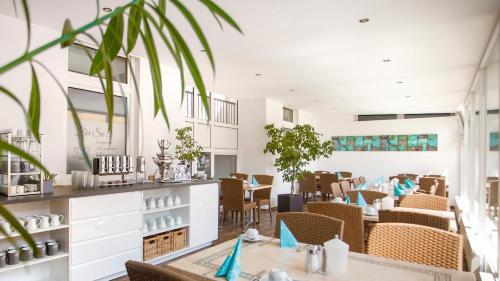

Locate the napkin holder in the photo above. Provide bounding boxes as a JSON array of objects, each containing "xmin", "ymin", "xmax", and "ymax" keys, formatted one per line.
[
  {"xmin": 382, "ymin": 196, "xmax": 394, "ymax": 209},
  {"xmin": 323, "ymin": 235, "xmax": 348, "ymax": 274}
]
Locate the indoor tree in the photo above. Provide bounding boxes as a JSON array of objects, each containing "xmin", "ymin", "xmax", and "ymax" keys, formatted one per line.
[
  {"xmin": 0, "ymin": 0, "xmax": 241, "ymax": 250},
  {"xmin": 175, "ymin": 126, "xmax": 203, "ymax": 168},
  {"xmin": 263, "ymin": 124, "xmax": 334, "ymax": 194}
]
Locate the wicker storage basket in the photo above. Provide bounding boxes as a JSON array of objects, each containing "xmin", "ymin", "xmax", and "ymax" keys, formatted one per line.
[
  {"xmin": 158, "ymin": 232, "xmax": 173, "ymax": 255},
  {"xmin": 143, "ymin": 235, "xmax": 159, "ymax": 261},
  {"xmin": 173, "ymin": 228, "xmax": 187, "ymax": 251}
]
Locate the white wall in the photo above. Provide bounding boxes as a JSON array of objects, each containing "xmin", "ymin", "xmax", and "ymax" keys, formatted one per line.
[
  {"xmin": 0, "ymin": 14, "xmax": 185, "ymax": 184},
  {"xmin": 316, "ymin": 115, "xmax": 462, "ymax": 201}
]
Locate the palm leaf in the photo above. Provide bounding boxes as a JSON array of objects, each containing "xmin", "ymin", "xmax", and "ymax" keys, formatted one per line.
[
  {"xmin": 90, "ymin": 12, "xmax": 125, "ymax": 75},
  {"xmin": 127, "ymin": 1, "xmax": 144, "ymax": 54},
  {"xmin": 28, "ymin": 64, "xmax": 41, "ymax": 142},
  {"xmin": 60, "ymin": 19, "xmax": 76, "ymax": 48},
  {"xmin": 140, "ymin": 19, "xmax": 170, "ymax": 127},
  {"xmin": 20, "ymin": 0, "xmax": 31, "ymax": 52},
  {"xmin": 170, "ymin": 0, "xmax": 215, "ymax": 72},
  {"xmin": 158, "ymin": 0, "xmax": 166, "ymax": 29},
  {"xmin": 198, "ymin": 0, "xmax": 242, "ymax": 33}
]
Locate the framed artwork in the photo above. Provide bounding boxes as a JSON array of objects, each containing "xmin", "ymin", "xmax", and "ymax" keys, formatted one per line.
[{"xmin": 332, "ymin": 134, "xmax": 438, "ymax": 152}]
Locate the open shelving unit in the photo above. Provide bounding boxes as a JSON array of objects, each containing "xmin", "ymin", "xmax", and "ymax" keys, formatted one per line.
[
  {"xmin": 142, "ymin": 204, "xmax": 190, "ymax": 215},
  {"xmin": 0, "ymin": 252, "xmax": 69, "ymax": 273}
]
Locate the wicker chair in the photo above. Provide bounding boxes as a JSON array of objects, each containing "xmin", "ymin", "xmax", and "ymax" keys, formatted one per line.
[
  {"xmin": 299, "ymin": 173, "xmax": 317, "ymax": 201},
  {"xmin": 331, "ymin": 182, "xmax": 344, "ymax": 199},
  {"xmin": 399, "ymin": 194, "xmax": 449, "ymax": 211},
  {"xmin": 319, "ymin": 173, "xmax": 338, "ymax": 200},
  {"xmin": 220, "ymin": 178, "xmax": 258, "ymax": 229},
  {"xmin": 367, "ymin": 223, "xmax": 463, "ymax": 270},
  {"xmin": 252, "ymin": 175, "xmax": 274, "ymax": 222},
  {"xmin": 346, "ymin": 190, "xmax": 387, "ymax": 205},
  {"xmin": 378, "ymin": 209, "xmax": 449, "ymax": 231},
  {"xmin": 399, "ymin": 173, "xmax": 418, "ymax": 181},
  {"xmin": 126, "ymin": 260, "xmax": 201, "ymax": 281},
  {"xmin": 418, "ymin": 177, "xmax": 438, "ymax": 194},
  {"xmin": 274, "ymin": 212, "xmax": 344, "ymax": 245},
  {"xmin": 434, "ymin": 178, "xmax": 447, "ymax": 197},
  {"xmin": 340, "ymin": 180, "xmax": 351, "ymax": 194},
  {"xmin": 230, "ymin": 172, "xmax": 248, "ymax": 180},
  {"xmin": 308, "ymin": 202, "xmax": 364, "ymax": 253},
  {"xmin": 339, "ymin": 171, "xmax": 352, "ymax": 178},
  {"xmin": 352, "ymin": 177, "xmax": 360, "ymax": 189}
]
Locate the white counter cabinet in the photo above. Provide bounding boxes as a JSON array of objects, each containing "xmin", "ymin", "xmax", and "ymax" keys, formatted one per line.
[{"xmin": 0, "ymin": 181, "xmax": 220, "ymax": 281}]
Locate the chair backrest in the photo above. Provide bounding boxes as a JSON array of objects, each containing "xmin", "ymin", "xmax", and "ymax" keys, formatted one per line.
[
  {"xmin": 339, "ymin": 171, "xmax": 352, "ymax": 178},
  {"xmin": 428, "ymin": 174, "xmax": 445, "ymax": 180},
  {"xmin": 359, "ymin": 176, "xmax": 367, "ymax": 184},
  {"xmin": 308, "ymin": 202, "xmax": 364, "ymax": 253},
  {"xmin": 367, "ymin": 223, "xmax": 463, "ymax": 270},
  {"xmin": 314, "ymin": 170, "xmax": 327, "ymax": 175},
  {"xmin": 340, "ymin": 180, "xmax": 351, "ymax": 194},
  {"xmin": 320, "ymin": 173, "xmax": 338, "ymax": 194},
  {"xmin": 230, "ymin": 172, "xmax": 248, "ymax": 180},
  {"xmin": 399, "ymin": 194, "xmax": 449, "ymax": 211},
  {"xmin": 298, "ymin": 173, "xmax": 317, "ymax": 193},
  {"xmin": 220, "ymin": 178, "xmax": 244, "ymax": 211},
  {"xmin": 378, "ymin": 210, "xmax": 449, "ymax": 231},
  {"xmin": 396, "ymin": 176, "xmax": 407, "ymax": 184},
  {"xmin": 346, "ymin": 190, "xmax": 387, "ymax": 205},
  {"xmin": 418, "ymin": 177, "xmax": 436, "ymax": 193},
  {"xmin": 434, "ymin": 178, "xmax": 447, "ymax": 197},
  {"xmin": 126, "ymin": 260, "xmax": 197, "ymax": 281},
  {"xmin": 274, "ymin": 212, "xmax": 344, "ymax": 245},
  {"xmin": 399, "ymin": 173, "xmax": 418, "ymax": 181},
  {"xmin": 252, "ymin": 175, "xmax": 274, "ymax": 199},
  {"xmin": 331, "ymin": 183, "xmax": 343, "ymax": 198},
  {"xmin": 489, "ymin": 180, "xmax": 498, "ymax": 207},
  {"xmin": 352, "ymin": 177, "xmax": 360, "ymax": 188}
]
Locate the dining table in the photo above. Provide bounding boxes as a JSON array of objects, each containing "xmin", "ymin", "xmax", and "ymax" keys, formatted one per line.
[
  {"xmin": 362, "ymin": 207, "xmax": 458, "ymax": 232},
  {"xmin": 243, "ymin": 183, "xmax": 272, "ymax": 226},
  {"xmin": 167, "ymin": 236, "xmax": 474, "ymax": 281}
]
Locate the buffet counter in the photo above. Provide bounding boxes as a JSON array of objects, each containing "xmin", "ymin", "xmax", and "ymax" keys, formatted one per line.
[{"xmin": 0, "ymin": 180, "xmax": 220, "ymax": 281}]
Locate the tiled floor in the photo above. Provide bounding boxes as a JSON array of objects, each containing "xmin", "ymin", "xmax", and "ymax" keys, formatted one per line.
[{"xmin": 112, "ymin": 208, "xmax": 278, "ymax": 281}]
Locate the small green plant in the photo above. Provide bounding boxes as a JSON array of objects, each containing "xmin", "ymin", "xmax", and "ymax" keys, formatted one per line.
[
  {"xmin": 44, "ymin": 173, "xmax": 57, "ymax": 181},
  {"xmin": 264, "ymin": 124, "xmax": 333, "ymax": 194},
  {"xmin": 175, "ymin": 127, "xmax": 203, "ymax": 163}
]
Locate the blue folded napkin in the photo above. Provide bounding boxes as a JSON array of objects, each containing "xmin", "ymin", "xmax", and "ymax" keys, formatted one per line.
[
  {"xmin": 216, "ymin": 238, "xmax": 242, "ymax": 281},
  {"xmin": 280, "ymin": 220, "xmax": 298, "ymax": 248},
  {"xmin": 393, "ymin": 183, "xmax": 406, "ymax": 196},
  {"xmin": 404, "ymin": 178, "xmax": 415, "ymax": 189},
  {"xmin": 358, "ymin": 183, "xmax": 368, "ymax": 190},
  {"xmin": 251, "ymin": 176, "xmax": 259, "ymax": 186},
  {"xmin": 357, "ymin": 191, "xmax": 367, "ymax": 207},
  {"xmin": 345, "ymin": 195, "xmax": 351, "ymax": 204}
]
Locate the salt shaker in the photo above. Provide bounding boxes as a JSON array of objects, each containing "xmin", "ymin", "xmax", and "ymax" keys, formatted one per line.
[{"xmin": 305, "ymin": 245, "xmax": 321, "ymax": 273}]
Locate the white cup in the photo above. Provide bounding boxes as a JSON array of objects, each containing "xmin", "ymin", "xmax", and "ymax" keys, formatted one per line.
[
  {"xmin": 156, "ymin": 197, "xmax": 165, "ymax": 208},
  {"xmin": 0, "ymin": 220, "xmax": 14, "ymax": 234},
  {"xmin": 143, "ymin": 222, "xmax": 149, "ymax": 232},
  {"xmin": 166, "ymin": 196, "xmax": 174, "ymax": 207},
  {"xmin": 366, "ymin": 206, "xmax": 377, "ymax": 216},
  {"xmin": 174, "ymin": 195, "xmax": 181, "ymax": 206},
  {"xmin": 16, "ymin": 129, "xmax": 25, "ymax": 137},
  {"xmin": 24, "ymin": 217, "xmax": 41, "ymax": 232},
  {"xmin": 16, "ymin": 185, "xmax": 25, "ymax": 194},
  {"xmin": 176, "ymin": 216, "xmax": 183, "ymax": 225},
  {"xmin": 158, "ymin": 218, "xmax": 167, "ymax": 229},
  {"xmin": 245, "ymin": 228, "xmax": 259, "ymax": 240},
  {"xmin": 49, "ymin": 214, "xmax": 64, "ymax": 227},
  {"xmin": 149, "ymin": 219, "xmax": 158, "ymax": 231},
  {"xmin": 333, "ymin": 197, "xmax": 343, "ymax": 203},
  {"xmin": 146, "ymin": 198, "xmax": 156, "ymax": 209},
  {"xmin": 168, "ymin": 216, "xmax": 175, "ymax": 227},
  {"xmin": 38, "ymin": 215, "xmax": 51, "ymax": 228}
]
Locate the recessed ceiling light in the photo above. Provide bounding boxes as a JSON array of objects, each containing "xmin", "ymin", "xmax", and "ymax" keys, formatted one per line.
[
  {"xmin": 405, "ymin": 95, "xmax": 411, "ymax": 98},
  {"xmin": 255, "ymin": 73, "xmax": 262, "ymax": 77},
  {"xmin": 359, "ymin": 18, "xmax": 370, "ymax": 23},
  {"xmin": 382, "ymin": 59, "xmax": 391, "ymax": 62},
  {"xmin": 396, "ymin": 81, "xmax": 403, "ymax": 84},
  {"xmin": 103, "ymin": 7, "xmax": 112, "ymax": 12},
  {"xmin": 289, "ymin": 89, "xmax": 295, "ymax": 92},
  {"xmin": 331, "ymin": 108, "xmax": 335, "ymax": 111}
]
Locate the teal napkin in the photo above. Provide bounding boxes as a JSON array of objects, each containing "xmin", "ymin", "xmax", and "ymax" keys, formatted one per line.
[
  {"xmin": 345, "ymin": 195, "xmax": 351, "ymax": 204},
  {"xmin": 216, "ymin": 238, "xmax": 242, "ymax": 281},
  {"xmin": 393, "ymin": 183, "xmax": 406, "ymax": 196},
  {"xmin": 358, "ymin": 183, "xmax": 368, "ymax": 190},
  {"xmin": 357, "ymin": 191, "xmax": 367, "ymax": 207},
  {"xmin": 404, "ymin": 178, "xmax": 415, "ymax": 189},
  {"xmin": 251, "ymin": 176, "xmax": 259, "ymax": 186},
  {"xmin": 280, "ymin": 220, "xmax": 298, "ymax": 248}
]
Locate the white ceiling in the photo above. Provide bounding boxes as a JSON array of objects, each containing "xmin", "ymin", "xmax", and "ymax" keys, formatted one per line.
[{"xmin": 1, "ymin": 0, "xmax": 499, "ymax": 115}]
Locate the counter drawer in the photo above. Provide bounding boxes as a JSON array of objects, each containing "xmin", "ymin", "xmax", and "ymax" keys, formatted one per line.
[
  {"xmin": 71, "ymin": 211, "xmax": 141, "ymax": 243},
  {"xmin": 70, "ymin": 191, "xmax": 142, "ymax": 221},
  {"xmin": 71, "ymin": 248, "xmax": 141, "ymax": 281},
  {"xmin": 71, "ymin": 230, "xmax": 142, "ymax": 266}
]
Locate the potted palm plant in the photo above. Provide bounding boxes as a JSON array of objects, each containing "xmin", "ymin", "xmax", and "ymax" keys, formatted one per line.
[
  {"xmin": 264, "ymin": 124, "xmax": 333, "ymax": 212},
  {"xmin": 175, "ymin": 127, "xmax": 203, "ymax": 175}
]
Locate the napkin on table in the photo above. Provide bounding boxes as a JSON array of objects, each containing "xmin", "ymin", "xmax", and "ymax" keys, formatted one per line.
[
  {"xmin": 404, "ymin": 178, "xmax": 415, "ymax": 189},
  {"xmin": 393, "ymin": 183, "xmax": 406, "ymax": 196},
  {"xmin": 280, "ymin": 220, "xmax": 298, "ymax": 248},
  {"xmin": 345, "ymin": 195, "xmax": 351, "ymax": 204},
  {"xmin": 251, "ymin": 176, "xmax": 259, "ymax": 186},
  {"xmin": 357, "ymin": 191, "xmax": 367, "ymax": 207},
  {"xmin": 216, "ymin": 238, "xmax": 242, "ymax": 281}
]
